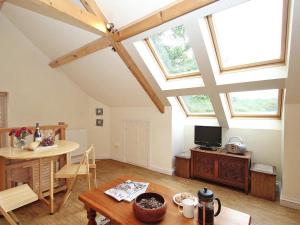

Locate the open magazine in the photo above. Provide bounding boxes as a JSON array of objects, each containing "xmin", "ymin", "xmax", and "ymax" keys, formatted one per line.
[{"xmin": 105, "ymin": 180, "xmax": 149, "ymax": 202}]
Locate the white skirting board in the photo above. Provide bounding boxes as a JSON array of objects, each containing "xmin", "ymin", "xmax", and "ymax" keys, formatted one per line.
[
  {"xmin": 110, "ymin": 155, "xmax": 174, "ymax": 176},
  {"xmin": 149, "ymin": 165, "xmax": 174, "ymax": 176},
  {"xmin": 280, "ymin": 194, "xmax": 300, "ymax": 210}
]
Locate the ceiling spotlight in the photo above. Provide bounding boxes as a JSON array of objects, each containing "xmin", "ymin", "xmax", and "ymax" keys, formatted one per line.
[{"xmin": 106, "ymin": 23, "xmax": 115, "ymax": 32}]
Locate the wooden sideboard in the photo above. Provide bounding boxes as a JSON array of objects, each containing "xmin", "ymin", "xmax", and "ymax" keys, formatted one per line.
[{"xmin": 191, "ymin": 148, "xmax": 252, "ymax": 193}]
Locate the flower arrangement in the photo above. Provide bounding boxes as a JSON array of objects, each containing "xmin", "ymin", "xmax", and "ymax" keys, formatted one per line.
[{"xmin": 9, "ymin": 127, "xmax": 33, "ymax": 148}]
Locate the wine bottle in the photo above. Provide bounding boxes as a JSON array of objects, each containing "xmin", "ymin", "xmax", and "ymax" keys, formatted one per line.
[{"xmin": 34, "ymin": 123, "xmax": 42, "ymax": 142}]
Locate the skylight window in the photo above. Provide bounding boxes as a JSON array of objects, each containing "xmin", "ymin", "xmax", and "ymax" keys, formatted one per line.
[
  {"xmin": 146, "ymin": 25, "xmax": 200, "ymax": 80},
  {"xmin": 208, "ymin": 0, "xmax": 288, "ymax": 71},
  {"xmin": 227, "ymin": 89, "xmax": 282, "ymax": 117},
  {"xmin": 178, "ymin": 95, "xmax": 215, "ymax": 116}
]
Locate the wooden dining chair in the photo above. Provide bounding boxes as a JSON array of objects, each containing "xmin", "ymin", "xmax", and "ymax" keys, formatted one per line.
[
  {"xmin": 0, "ymin": 184, "xmax": 38, "ymax": 225},
  {"xmin": 55, "ymin": 145, "xmax": 97, "ymax": 211}
]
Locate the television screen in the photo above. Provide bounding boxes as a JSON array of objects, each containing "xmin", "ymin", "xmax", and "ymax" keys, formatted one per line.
[{"xmin": 194, "ymin": 126, "xmax": 222, "ymax": 147}]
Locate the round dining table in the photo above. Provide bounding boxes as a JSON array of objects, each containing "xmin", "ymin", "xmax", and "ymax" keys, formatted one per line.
[{"xmin": 0, "ymin": 140, "xmax": 79, "ymax": 214}]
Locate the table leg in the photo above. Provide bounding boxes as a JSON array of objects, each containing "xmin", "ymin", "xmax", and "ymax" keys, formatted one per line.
[
  {"xmin": 39, "ymin": 159, "xmax": 42, "ymax": 199},
  {"xmin": 86, "ymin": 206, "xmax": 97, "ymax": 225},
  {"xmin": 0, "ymin": 157, "xmax": 5, "ymax": 191},
  {"xmin": 0, "ymin": 157, "xmax": 4, "ymax": 217},
  {"xmin": 66, "ymin": 153, "xmax": 71, "ymax": 165},
  {"xmin": 245, "ymin": 159, "xmax": 249, "ymax": 194},
  {"xmin": 49, "ymin": 159, "xmax": 54, "ymax": 214}
]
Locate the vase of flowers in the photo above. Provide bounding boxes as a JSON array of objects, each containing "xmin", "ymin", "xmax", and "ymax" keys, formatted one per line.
[{"xmin": 9, "ymin": 127, "xmax": 33, "ymax": 149}]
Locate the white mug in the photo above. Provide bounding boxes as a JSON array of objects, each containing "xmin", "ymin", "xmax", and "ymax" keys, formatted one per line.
[{"xmin": 178, "ymin": 198, "xmax": 194, "ymax": 219}]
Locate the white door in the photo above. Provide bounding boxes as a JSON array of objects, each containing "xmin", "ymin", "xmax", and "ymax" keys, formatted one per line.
[{"xmin": 124, "ymin": 120, "xmax": 149, "ymax": 168}]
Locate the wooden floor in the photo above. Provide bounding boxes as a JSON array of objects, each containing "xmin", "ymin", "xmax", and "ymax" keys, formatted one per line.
[{"xmin": 1, "ymin": 159, "xmax": 300, "ymax": 225}]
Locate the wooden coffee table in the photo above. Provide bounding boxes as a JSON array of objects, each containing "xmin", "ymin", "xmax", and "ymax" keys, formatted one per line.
[{"xmin": 79, "ymin": 176, "xmax": 251, "ymax": 225}]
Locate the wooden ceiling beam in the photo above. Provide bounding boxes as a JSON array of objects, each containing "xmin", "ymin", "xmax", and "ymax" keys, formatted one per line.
[
  {"xmin": 80, "ymin": 0, "xmax": 108, "ymax": 23},
  {"xmin": 47, "ymin": 0, "xmax": 217, "ymax": 68},
  {"xmin": 112, "ymin": 41, "xmax": 165, "ymax": 113},
  {"xmin": 48, "ymin": 0, "xmax": 165, "ymax": 113},
  {"xmin": 113, "ymin": 0, "xmax": 216, "ymax": 42},
  {"xmin": 81, "ymin": 0, "xmax": 165, "ymax": 113},
  {"xmin": 49, "ymin": 0, "xmax": 111, "ymax": 68},
  {"xmin": 49, "ymin": 37, "xmax": 111, "ymax": 68},
  {"xmin": 85, "ymin": 0, "xmax": 165, "ymax": 113},
  {"xmin": 7, "ymin": 0, "xmax": 107, "ymax": 35}
]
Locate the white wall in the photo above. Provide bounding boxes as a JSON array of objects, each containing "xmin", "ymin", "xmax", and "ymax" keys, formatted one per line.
[
  {"xmin": 184, "ymin": 125, "xmax": 282, "ymax": 179},
  {"xmin": 281, "ymin": 104, "xmax": 300, "ymax": 209},
  {"xmin": 87, "ymin": 97, "xmax": 111, "ymax": 159},
  {"xmin": 0, "ymin": 13, "xmax": 110, "ymax": 158},
  {"xmin": 110, "ymin": 106, "xmax": 173, "ymax": 174},
  {"xmin": 0, "ymin": 12, "xmax": 88, "ymax": 129},
  {"xmin": 2, "ymin": 3, "xmax": 157, "ymax": 109},
  {"xmin": 280, "ymin": 0, "xmax": 300, "ymax": 209},
  {"xmin": 168, "ymin": 98, "xmax": 185, "ymax": 167}
]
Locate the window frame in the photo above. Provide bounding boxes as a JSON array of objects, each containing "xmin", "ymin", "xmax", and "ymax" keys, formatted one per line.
[
  {"xmin": 145, "ymin": 38, "xmax": 201, "ymax": 80},
  {"xmin": 177, "ymin": 96, "xmax": 216, "ymax": 117},
  {"xmin": 207, "ymin": 0, "xmax": 289, "ymax": 72},
  {"xmin": 226, "ymin": 89, "xmax": 283, "ymax": 118}
]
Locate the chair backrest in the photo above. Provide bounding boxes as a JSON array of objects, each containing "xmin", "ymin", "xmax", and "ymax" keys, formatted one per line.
[
  {"xmin": 83, "ymin": 144, "xmax": 95, "ymax": 168},
  {"xmin": 74, "ymin": 145, "xmax": 95, "ymax": 176}
]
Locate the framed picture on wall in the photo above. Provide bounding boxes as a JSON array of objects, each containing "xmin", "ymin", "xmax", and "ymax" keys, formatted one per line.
[
  {"xmin": 96, "ymin": 108, "xmax": 103, "ymax": 116},
  {"xmin": 96, "ymin": 119, "xmax": 103, "ymax": 127}
]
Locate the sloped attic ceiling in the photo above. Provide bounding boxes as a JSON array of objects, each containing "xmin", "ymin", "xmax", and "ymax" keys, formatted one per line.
[
  {"xmin": 95, "ymin": 0, "xmax": 176, "ymax": 28},
  {"xmin": 1, "ymin": 1, "xmax": 175, "ymax": 107},
  {"xmin": 2, "ymin": 0, "xmax": 300, "ymax": 129}
]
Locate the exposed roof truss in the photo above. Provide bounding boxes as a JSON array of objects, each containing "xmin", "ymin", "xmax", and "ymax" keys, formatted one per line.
[
  {"xmin": 3, "ymin": 0, "xmax": 220, "ymax": 113},
  {"xmin": 6, "ymin": 0, "xmax": 107, "ymax": 35},
  {"xmin": 2, "ymin": 0, "xmax": 289, "ymax": 128}
]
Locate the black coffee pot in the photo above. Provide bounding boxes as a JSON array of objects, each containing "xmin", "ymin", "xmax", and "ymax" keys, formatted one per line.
[{"xmin": 197, "ymin": 188, "xmax": 221, "ymax": 225}]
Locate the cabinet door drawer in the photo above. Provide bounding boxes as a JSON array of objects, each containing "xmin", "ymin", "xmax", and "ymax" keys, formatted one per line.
[
  {"xmin": 193, "ymin": 153, "xmax": 215, "ymax": 179},
  {"xmin": 218, "ymin": 158, "xmax": 245, "ymax": 184},
  {"xmin": 175, "ymin": 157, "xmax": 190, "ymax": 178}
]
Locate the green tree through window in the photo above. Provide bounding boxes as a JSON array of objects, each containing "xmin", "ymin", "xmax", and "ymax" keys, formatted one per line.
[
  {"xmin": 229, "ymin": 89, "xmax": 279, "ymax": 115},
  {"xmin": 149, "ymin": 25, "xmax": 199, "ymax": 76},
  {"xmin": 181, "ymin": 95, "xmax": 215, "ymax": 114}
]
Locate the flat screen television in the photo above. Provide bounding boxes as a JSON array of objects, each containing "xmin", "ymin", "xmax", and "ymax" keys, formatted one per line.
[{"xmin": 194, "ymin": 126, "xmax": 222, "ymax": 149}]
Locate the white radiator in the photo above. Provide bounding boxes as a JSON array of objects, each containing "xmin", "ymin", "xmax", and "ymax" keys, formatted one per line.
[{"xmin": 66, "ymin": 129, "xmax": 87, "ymax": 163}]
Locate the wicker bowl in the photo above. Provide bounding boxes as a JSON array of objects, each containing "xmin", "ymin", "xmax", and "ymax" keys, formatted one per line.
[{"xmin": 133, "ymin": 192, "xmax": 167, "ymax": 223}]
